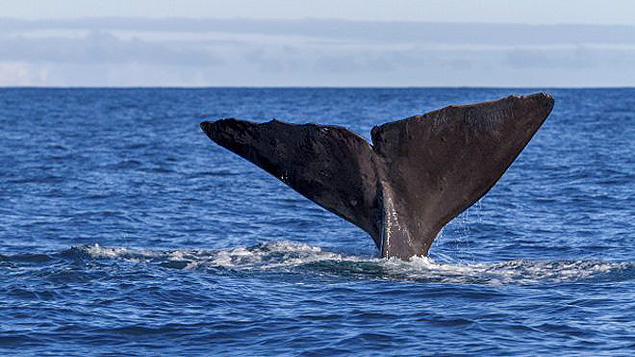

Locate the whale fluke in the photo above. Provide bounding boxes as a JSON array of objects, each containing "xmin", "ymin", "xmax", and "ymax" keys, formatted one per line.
[{"xmin": 201, "ymin": 93, "xmax": 554, "ymax": 259}]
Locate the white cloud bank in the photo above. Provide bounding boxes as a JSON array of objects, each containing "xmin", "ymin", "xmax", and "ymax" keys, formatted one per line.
[{"xmin": 1, "ymin": 18, "xmax": 634, "ymax": 87}]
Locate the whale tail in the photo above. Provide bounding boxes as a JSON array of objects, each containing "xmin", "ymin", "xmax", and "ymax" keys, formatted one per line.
[{"xmin": 201, "ymin": 93, "xmax": 554, "ymax": 259}]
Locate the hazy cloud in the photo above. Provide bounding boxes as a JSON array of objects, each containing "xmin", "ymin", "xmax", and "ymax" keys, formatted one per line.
[
  {"xmin": 3, "ymin": 18, "xmax": 635, "ymax": 45},
  {"xmin": 0, "ymin": 31, "xmax": 220, "ymax": 66},
  {"xmin": 0, "ymin": 17, "xmax": 634, "ymax": 86}
]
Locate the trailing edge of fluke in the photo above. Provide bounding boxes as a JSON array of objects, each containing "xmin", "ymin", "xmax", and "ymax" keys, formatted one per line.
[{"xmin": 200, "ymin": 93, "xmax": 555, "ymax": 260}]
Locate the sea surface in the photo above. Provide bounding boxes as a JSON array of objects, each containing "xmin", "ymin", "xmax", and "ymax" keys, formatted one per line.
[{"xmin": 0, "ymin": 88, "xmax": 633, "ymax": 356}]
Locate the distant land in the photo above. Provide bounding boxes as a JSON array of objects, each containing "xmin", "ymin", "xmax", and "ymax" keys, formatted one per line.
[{"xmin": 1, "ymin": 17, "xmax": 634, "ymax": 87}]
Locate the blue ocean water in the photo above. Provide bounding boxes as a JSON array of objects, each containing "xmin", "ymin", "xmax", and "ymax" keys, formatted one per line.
[{"xmin": 0, "ymin": 88, "xmax": 633, "ymax": 356}]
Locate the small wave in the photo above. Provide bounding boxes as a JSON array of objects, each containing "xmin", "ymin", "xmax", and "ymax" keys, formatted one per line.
[
  {"xmin": 0, "ymin": 253, "xmax": 53, "ymax": 264},
  {"xmin": 65, "ymin": 244, "xmax": 166, "ymax": 263},
  {"xmin": 61, "ymin": 242, "xmax": 634, "ymax": 285}
]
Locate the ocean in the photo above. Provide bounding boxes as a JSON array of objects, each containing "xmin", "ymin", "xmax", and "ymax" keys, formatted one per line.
[{"xmin": 0, "ymin": 88, "xmax": 633, "ymax": 355}]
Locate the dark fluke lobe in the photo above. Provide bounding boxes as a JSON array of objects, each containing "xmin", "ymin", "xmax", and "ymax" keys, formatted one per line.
[{"xmin": 201, "ymin": 93, "xmax": 555, "ymax": 259}]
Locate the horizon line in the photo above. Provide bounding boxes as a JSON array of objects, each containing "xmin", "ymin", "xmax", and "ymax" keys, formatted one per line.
[{"xmin": 2, "ymin": 85, "xmax": 633, "ymax": 90}]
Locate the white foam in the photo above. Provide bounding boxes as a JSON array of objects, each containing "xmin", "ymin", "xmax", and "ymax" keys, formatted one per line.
[
  {"xmin": 75, "ymin": 242, "xmax": 630, "ymax": 284},
  {"xmin": 380, "ymin": 257, "xmax": 628, "ymax": 284},
  {"xmin": 83, "ymin": 244, "xmax": 150, "ymax": 262},
  {"xmin": 208, "ymin": 241, "xmax": 348, "ymax": 269}
]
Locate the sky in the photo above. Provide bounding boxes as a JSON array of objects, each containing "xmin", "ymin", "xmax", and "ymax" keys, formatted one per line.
[{"xmin": 1, "ymin": 0, "xmax": 634, "ymax": 87}]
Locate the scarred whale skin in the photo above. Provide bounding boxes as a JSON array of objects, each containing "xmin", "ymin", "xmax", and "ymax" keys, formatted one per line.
[{"xmin": 201, "ymin": 93, "xmax": 555, "ymax": 260}]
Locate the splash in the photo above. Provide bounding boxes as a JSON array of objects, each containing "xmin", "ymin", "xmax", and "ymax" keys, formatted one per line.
[
  {"xmin": 70, "ymin": 241, "xmax": 349, "ymax": 270},
  {"xmin": 67, "ymin": 242, "xmax": 632, "ymax": 284},
  {"xmin": 381, "ymin": 257, "xmax": 630, "ymax": 284}
]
